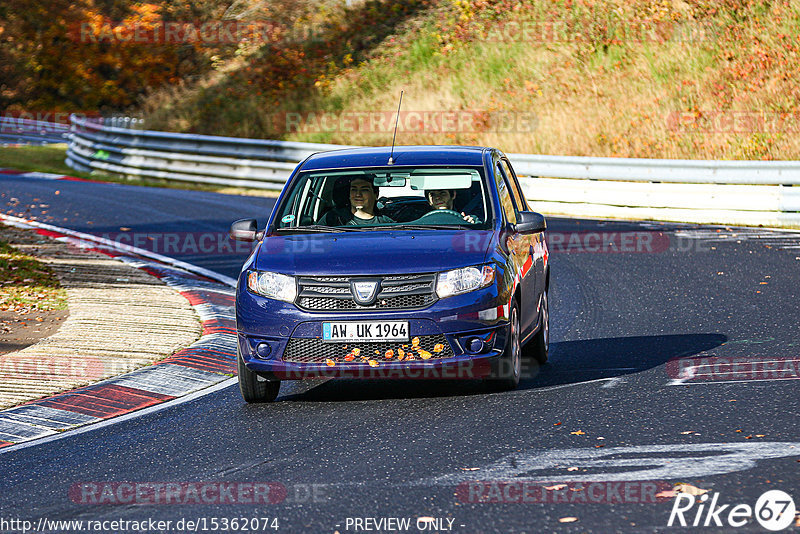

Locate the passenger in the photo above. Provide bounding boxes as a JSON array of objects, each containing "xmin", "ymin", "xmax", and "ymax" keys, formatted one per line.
[
  {"xmin": 425, "ymin": 189, "xmax": 479, "ymax": 223},
  {"xmin": 347, "ymin": 177, "xmax": 394, "ymax": 225},
  {"xmin": 318, "ymin": 177, "xmax": 393, "ymax": 226}
]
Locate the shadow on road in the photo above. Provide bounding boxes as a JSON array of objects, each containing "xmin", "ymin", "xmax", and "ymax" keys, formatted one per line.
[
  {"xmin": 275, "ymin": 333, "xmax": 727, "ymax": 402},
  {"xmin": 520, "ymin": 333, "xmax": 728, "ymax": 390}
]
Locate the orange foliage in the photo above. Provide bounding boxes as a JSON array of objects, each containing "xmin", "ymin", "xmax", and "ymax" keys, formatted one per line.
[{"xmin": 1, "ymin": 0, "xmax": 226, "ymax": 111}]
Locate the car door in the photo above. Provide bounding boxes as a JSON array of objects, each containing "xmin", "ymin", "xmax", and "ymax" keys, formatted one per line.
[
  {"xmin": 497, "ymin": 157, "xmax": 540, "ymax": 339},
  {"xmin": 492, "ymin": 157, "xmax": 529, "ymax": 331},
  {"xmin": 501, "ymin": 158, "xmax": 547, "ymax": 305}
]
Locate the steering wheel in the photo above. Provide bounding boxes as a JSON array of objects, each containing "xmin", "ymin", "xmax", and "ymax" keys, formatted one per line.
[{"xmin": 417, "ymin": 209, "xmax": 468, "ymax": 224}]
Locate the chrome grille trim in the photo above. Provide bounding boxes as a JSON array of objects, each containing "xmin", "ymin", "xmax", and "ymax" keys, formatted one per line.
[{"xmin": 296, "ymin": 273, "xmax": 437, "ymax": 311}]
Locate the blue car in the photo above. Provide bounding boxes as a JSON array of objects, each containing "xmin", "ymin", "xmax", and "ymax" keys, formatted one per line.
[{"xmin": 231, "ymin": 146, "xmax": 550, "ymax": 402}]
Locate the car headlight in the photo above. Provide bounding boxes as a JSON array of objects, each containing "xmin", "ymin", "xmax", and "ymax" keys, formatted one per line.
[
  {"xmin": 247, "ymin": 270, "xmax": 297, "ymax": 302},
  {"xmin": 436, "ymin": 265, "xmax": 495, "ymax": 298}
]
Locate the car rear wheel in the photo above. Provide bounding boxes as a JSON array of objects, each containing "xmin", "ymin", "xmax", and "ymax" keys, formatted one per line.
[
  {"xmin": 237, "ymin": 348, "xmax": 280, "ymax": 403},
  {"xmin": 486, "ymin": 301, "xmax": 521, "ymax": 391},
  {"xmin": 523, "ymin": 289, "xmax": 549, "ymax": 364}
]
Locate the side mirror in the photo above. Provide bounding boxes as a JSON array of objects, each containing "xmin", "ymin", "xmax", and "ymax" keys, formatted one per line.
[
  {"xmin": 514, "ymin": 211, "xmax": 546, "ymax": 234},
  {"xmin": 230, "ymin": 218, "xmax": 259, "ymax": 241}
]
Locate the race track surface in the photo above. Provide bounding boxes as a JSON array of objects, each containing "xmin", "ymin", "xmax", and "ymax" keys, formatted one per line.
[{"xmin": 1, "ymin": 173, "xmax": 799, "ymax": 533}]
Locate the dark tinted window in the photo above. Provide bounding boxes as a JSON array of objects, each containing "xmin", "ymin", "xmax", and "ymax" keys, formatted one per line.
[
  {"xmin": 273, "ymin": 166, "xmax": 491, "ymax": 231},
  {"xmin": 493, "ymin": 162, "xmax": 517, "ymax": 225},
  {"xmin": 500, "ymin": 159, "xmax": 529, "ymax": 211}
]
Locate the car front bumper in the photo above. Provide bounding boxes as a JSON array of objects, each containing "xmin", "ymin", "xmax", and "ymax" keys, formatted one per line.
[
  {"xmin": 241, "ymin": 348, "xmax": 503, "ymax": 380},
  {"xmin": 236, "ymin": 270, "xmax": 510, "ymax": 380},
  {"xmin": 236, "ymin": 282, "xmax": 513, "ymax": 380}
]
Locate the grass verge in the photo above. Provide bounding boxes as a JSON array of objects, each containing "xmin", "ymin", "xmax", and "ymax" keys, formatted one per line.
[
  {"xmin": 0, "ymin": 228, "xmax": 67, "ymax": 313},
  {"xmin": 139, "ymin": 0, "xmax": 800, "ymax": 160}
]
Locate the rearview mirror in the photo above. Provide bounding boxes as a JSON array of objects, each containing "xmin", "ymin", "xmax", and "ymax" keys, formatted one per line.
[
  {"xmin": 230, "ymin": 218, "xmax": 259, "ymax": 241},
  {"xmin": 409, "ymin": 174, "xmax": 473, "ymax": 190},
  {"xmin": 514, "ymin": 211, "xmax": 546, "ymax": 234},
  {"xmin": 372, "ymin": 173, "xmax": 408, "ymax": 187}
]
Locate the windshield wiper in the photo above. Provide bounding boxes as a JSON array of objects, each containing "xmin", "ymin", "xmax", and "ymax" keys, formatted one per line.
[
  {"xmin": 275, "ymin": 225, "xmax": 352, "ymax": 233},
  {"xmin": 381, "ymin": 224, "xmax": 472, "ymax": 231}
]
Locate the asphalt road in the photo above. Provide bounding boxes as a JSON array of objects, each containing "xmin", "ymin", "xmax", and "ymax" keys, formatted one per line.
[{"xmin": 1, "ymin": 173, "xmax": 799, "ymax": 533}]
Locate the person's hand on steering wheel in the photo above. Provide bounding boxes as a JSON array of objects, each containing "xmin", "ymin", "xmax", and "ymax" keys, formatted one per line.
[{"xmin": 460, "ymin": 212, "xmax": 477, "ymax": 223}]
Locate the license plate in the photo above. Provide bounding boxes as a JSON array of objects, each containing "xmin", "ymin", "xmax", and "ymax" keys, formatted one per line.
[{"xmin": 322, "ymin": 321, "xmax": 409, "ymax": 342}]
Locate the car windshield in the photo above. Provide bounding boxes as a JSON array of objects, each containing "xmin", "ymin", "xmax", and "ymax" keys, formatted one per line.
[{"xmin": 273, "ymin": 166, "xmax": 491, "ymax": 231}]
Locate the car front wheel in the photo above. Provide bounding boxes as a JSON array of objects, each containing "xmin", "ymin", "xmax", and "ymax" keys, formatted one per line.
[
  {"xmin": 486, "ymin": 301, "xmax": 521, "ymax": 391},
  {"xmin": 237, "ymin": 348, "xmax": 281, "ymax": 403}
]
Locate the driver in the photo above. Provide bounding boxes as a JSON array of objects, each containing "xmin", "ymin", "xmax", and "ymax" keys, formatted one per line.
[
  {"xmin": 425, "ymin": 189, "xmax": 479, "ymax": 224},
  {"xmin": 319, "ymin": 177, "xmax": 394, "ymax": 226}
]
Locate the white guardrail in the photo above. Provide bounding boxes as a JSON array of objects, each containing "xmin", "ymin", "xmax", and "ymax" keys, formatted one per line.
[{"xmin": 66, "ymin": 114, "xmax": 800, "ymax": 228}]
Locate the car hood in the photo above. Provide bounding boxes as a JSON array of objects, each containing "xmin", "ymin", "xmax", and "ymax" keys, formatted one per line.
[{"xmin": 254, "ymin": 229, "xmax": 495, "ymax": 276}]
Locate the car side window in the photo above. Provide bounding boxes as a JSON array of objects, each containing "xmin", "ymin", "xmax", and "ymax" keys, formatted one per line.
[
  {"xmin": 303, "ymin": 179, "xmax": 323, "ymax": 223},
  {"xmin": 494, "ymin": 162, "xmax": 517, "ymax": 225},
  {"xmin": 500, "ymin": 159, "xmax": 529, "ymax": 211}
]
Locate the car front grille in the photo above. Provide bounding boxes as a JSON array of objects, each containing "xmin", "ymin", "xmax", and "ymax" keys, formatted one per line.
[
  {"xmin": 282, "ymin": 334, "xmax": 453, "ymax": 363},
  {"xmin": 296, "ymin": 274, "xmax": 437, "ymax": 311}
]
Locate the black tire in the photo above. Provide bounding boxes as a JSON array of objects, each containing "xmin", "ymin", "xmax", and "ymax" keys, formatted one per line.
[
  {"xmin": 523, "ymin": 289, "xmax": 549, "ymax": 365},
  {"xmin": 486, "ymin": 301, "xmax": 522, "ymax": 391},
  {"xmin": 238, "ymin": 348, "xmax": 280, "ymax": 403}
]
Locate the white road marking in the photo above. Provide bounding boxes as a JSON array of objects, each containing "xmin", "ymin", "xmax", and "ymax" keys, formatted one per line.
[
  {"xmin": 0, "ymin": 213, "xmax": 237, "ymax": 287},
  {"xmin": 109, "ymin": 364, "xmax": 229, "ymax": 397},
  {"xmin": 668, "ymin": 377, "xmax": 800, "ymax": 386},
  {"xmin": 600, "ymin": 376, "xmax": 627, "ymax": 388},
  {"xmin": 0, "ymin": 421, "xmax": 58, "ymax": 442},
  {"xmin": 0, "ymin": 406, "xmax": 101, "ymax": 443},
  {"xmin": 690, "ymin": 358, "xmax": 800, "ymax": 368},
  {"xmin": 674, "ymin": 228, "xmax": 800, "ymax": 252},
  {"xmin": 185, "ymin": 333, "xmax": 237, "ymax": 354},
  {"xmin": 0, "ymin": 378, "xmax": 237, "ymax": 455},
  {"xmin": 17, "ymin": 172, "xmax": 68, "ymax": 180},
  {"xmin": 512, "ymin": 377, "xmax": 624, "ymax": 394},
  {"xmin": 0, "ymin": 405, "xmax": 99, "ymax": 429},
  {"xmin": 194, "ymin": 303, "xmax": 236, "ymax": 322},
  {"xmin": 667, "ymin": 357, "xmax": 800, "ymax": 386},
  {"xmin": 0, "ymin": 215, "xmax": 239, "ymax": 452},
  {"xmin": 419, "ymin": 442, "xmax": 800, "ymax": 484}
]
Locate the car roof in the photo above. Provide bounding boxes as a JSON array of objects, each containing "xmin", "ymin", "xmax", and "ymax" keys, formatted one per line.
[{"xmin": 299, "ymin": 145, "xmax": 491, "ymax": 171}]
